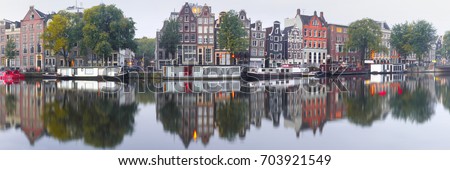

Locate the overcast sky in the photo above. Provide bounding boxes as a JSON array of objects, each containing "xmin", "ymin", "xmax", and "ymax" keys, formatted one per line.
[{"xmin": 1, "ymin": 0, "xmax": 448, "ymax": 38}]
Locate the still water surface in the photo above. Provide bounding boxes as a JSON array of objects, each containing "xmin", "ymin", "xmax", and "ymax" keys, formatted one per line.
[{"xmin": 1, "ymin": 74, "xmax": 450, "ymax": 150}]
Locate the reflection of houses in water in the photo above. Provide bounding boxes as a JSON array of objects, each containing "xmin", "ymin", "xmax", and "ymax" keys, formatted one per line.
[
  {"xmin": 0, "ymin": 81, "xmax": 45, "ymax": 145},
  {"xmin": 0, "ymin": 80, "xmax": 137, "ymax": 146},
  {"xmin": 300, "ymin": 82, "xmax": 327, "ymax": 135},
  {"xmin": 156, "ymin": 81, "xmax": 241, "ymax": 148}
]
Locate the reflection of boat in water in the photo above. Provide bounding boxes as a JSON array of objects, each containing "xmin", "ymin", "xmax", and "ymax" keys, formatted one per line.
[
  {"xmin": 366, "ymin": 74, "xmax": 406, "ymax": 84},
  {"xmin": 42, "ymin": 73, "xmax": 57, "ymax": 80},
  {"xmin": 57, "ymin": 80, "xmax": 125, "ymax": 92},
  {"xmin": 245, "ymin": 77, "xmax": 320, "ymax": 88},
  {"xmin": 159, "ymin": 80, "xmax": 241, "ymax": 93}
]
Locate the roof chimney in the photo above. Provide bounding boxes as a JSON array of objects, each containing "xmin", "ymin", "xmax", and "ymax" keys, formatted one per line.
[
  {"xmin": 297, "ymin": 9, "xmax": 301, "ymax": 16},
  {"xmin": 30, "ymin": 5, "xmax": 35, "ymax": 9},
  {"xmin": 320, "ymin": 12, "xmax": 324, "ymax": 18},
  {"xmin": 314, "ymin": 11, "xmax": 317, "ymax": 16}
]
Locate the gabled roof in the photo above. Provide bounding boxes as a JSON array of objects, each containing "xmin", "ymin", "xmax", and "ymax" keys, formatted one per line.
[
  {"xmin": 300, "ymin": 14, "xmax": 327, "ymax": 26},
  {"xmin": 35, "ymin": 9, "xmax": 47, "ymax": 19}
]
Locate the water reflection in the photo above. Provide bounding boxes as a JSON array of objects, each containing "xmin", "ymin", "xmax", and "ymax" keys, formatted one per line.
[
  {"xmin": 0, "ymin": 73, "xmax": 449, "ymax": 149},
  {"xmin": 0, "ymin": 80, "xmax": 138, "ymax": 148}
]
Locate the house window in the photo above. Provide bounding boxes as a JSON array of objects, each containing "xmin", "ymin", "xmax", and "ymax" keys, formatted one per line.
[
  {"xmin": 24, "ymin": 56, "xmax": 28, "ymax": 66},
  {"xmin": 23, "ymin": 43, "xmax": 27, "ymax": 53},
  {"xmin": 205, "ymin": 49, "xmax": 212, "ymax": 62},
  {"xmin": 190, "ymin": 34, "xmax": 196, "ymax": 42},
  {"xmin": 30, "ymin": 56, "xmax": 34, "ymax": 66},
  {"xmin": 252, "ymin": 40, "xmax": 257, "ymax": 47},
  {"xmin": 190, "ymin": 23, "xmax": 196, "ymax": 32},
  {"xmin": 198, "ymin": 35, "xmax": 203, "ymax": 44}
]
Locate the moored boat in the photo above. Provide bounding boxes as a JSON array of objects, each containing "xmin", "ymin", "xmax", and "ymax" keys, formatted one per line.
[
  {"xmin": 245, "ymin": 65, "xmax": 311, "ymax": 81},
  {"xmin": 57, "ymin": 66, "xmax": 129, "ymax": 82}
]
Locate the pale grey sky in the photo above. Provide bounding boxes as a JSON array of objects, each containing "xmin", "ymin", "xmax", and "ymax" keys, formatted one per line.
[{"xmin": 1, "ymin": 0, "xmax": 448, "ymax": 38}]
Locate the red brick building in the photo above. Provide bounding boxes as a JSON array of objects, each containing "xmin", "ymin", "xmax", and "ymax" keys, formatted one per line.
[
  {"xmin": 20, "ymin": 6, "xmax": 51, "ymax": 71},
  {"xmin": 301, "ymin": 11, "xmax": 328, "ymax": 67},
  {"xmin": 327, "ymin": 24, "xmax": 360, "ymax": 65}
]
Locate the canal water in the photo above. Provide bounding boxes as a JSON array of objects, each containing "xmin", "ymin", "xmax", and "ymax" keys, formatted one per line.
[{"xmin": 1, "ymin": 74, "xmax": 450, "ymax": 150}]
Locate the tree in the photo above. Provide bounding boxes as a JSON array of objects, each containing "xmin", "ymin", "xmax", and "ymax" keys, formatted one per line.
[
  {"xmin": 83, "ymin": 4, "xmax": 136, "ymax": 66},
  {"xmin": 5, "ymin": 38, "xmax": 16, "ymax": 68},
  {"xmin": 411, "ymin": 20, "xmax": 436, "ymax": 64},
  {"xmin": 391, "ymin": 22, "xmax": 413, "ymax": 59},
  {"xmin": 42, "ymin": 11, "xmax": 83, "ymax": 67},
  {"xmin": 160, "ymin": 19, "xmax": 180, "ymax": 64},
  {"xmin": 441, "ymin": 31, "xmax": 450, "ymax": 59},
  {"xmin": 217, "ymin": 10, "xmax": 248, "ymax": 65},
  {"xmin": 346, "ymin": 18, "xmax": 383, "ymax": 66},
  {"xmin": 135, "ymin": 37, "xmax": 156, "ymax": 66}
]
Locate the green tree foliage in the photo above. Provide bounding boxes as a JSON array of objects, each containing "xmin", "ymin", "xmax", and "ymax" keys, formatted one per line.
[
  {"xmin": 42, "ymin": 11, "xmax": 84, "ymax": 67},
  {"xmin": 346, "ymin": 18, "xmax": 382, "ymax": 65},
  {"xmin": 160, "ymin": 20, "xmax": 180, "ymax": 62},
  {"xmin": 441, "ymin": 31, "xmax": 450, "ymax": 58},
  {"xmin": 135, "ymin": 37, "xmax": 156, "ymax": 66},
  {"xmin": 411, "ymin": 20, "xmax": 436, "ymax": 63},
  {"xmin": 5, "ymin": 38, "xmax": 16, "ymax": 68},
  {"xmin": 217, "ymin": 10, "xmax": 248, "ymax": 65},
  {"xmin": 391, "ymin": 23, "xmax": 413, "ymax": 58},
  {"xmin": 82, "ymin": 4, "xmax": 136, "ymax": 65}
]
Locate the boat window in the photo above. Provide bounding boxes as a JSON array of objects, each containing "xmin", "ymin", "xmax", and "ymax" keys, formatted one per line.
[{"xmin": 262, "ymin": 69, "xmax": 265, "ymax": 72}]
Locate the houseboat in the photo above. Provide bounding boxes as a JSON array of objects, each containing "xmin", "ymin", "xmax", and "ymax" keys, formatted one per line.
[
  {"xmin": 57, "ymin": 80, "xmax": 124, "ymax": 93},
  {"xmin": 369, "ymin": 63, "xmax": 405, "ymax": 74},
  {"xmin": 161, "ymin": 65, "xmax": 241, "ymax": 80},
  {"xmin": 319, "ymin": 63, "xmax": 369, "ymax": 77},
  {"xmin": 245, "ymin": 64, "xmax": 311, "ymax": 81},
  {"xmin": 57, "ymin": 66, "xmax": 129, "ymax": 81}
]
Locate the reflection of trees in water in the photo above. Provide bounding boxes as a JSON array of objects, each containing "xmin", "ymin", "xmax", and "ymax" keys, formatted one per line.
[
  {"xmin": 159, "ymin": 100, "xmax": 181, "ymax": 134},
  {"xmin": 216, "ymin": 99, "xmax": 247, "ymax": 141},
  {"xmin": 390, "ymin": 85, "xmax": 435, "ymax": 124},
  {"xmin": 43, "ymin": 91, "xmax": 138, "ymax": 148},
  {"xmin": 437, "ymin": 79, "xmax": 450, "ymax": 112},
  {"xmin": 345, "ymin": 83, "xmax": 385, "ymax": 127},
  {"xmin": 5, "ymin": 94, "xmax": 16, "ymax": 116},
  {"xmin": 345, "ymin": 95, "xmax": 384, "ymax": 127}
]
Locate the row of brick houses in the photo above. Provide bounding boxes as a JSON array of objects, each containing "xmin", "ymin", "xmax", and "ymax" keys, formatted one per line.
[
  {"xmin": 155, "ymin": 3, "xmax": 401, "ymax": 70},
  {"xmin": 0, "ymin": 6, "xmax": 135, "ymax": 71}
]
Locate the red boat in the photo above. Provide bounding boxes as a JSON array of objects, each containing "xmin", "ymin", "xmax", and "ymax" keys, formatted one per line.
[
  {"xmin": 13, "ymin": 70, "xmax": 25, "ymax": 79},
  {"xmin": 0, "ymin": 70, "xmax": 14, "ymax": 80}
]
